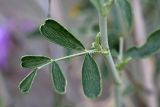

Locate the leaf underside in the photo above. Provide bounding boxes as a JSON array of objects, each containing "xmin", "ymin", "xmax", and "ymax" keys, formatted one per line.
[
  {"xmin": 19, "ymin": 69, "xmax": 37, "ymax": 93},
  {"xmin": 21, "ymin": 55, "xmax": 51, "ymax": 68},
  {"xmin": 40, "ymin": 19, "xmax": 85, "ymax": 51},
  {"xmin": 51, "ymin": 62, "xmax": 66, "ymax": 93},
  {"xmin": 82, "ymin": 54, "xmax": 102, "ymax": 98},
  {"xmin": 126, "ymin": 29, "xmax": 160, "ymax": 58}
]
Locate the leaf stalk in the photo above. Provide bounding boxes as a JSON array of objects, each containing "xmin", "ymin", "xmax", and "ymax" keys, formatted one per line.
[{"xmin": 37, "ymin": 49, "xmax": 108, "ymax": 69}]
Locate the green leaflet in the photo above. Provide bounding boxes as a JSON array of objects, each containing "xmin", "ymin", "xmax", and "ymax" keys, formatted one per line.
[
  {"xmin": 82, "ymin": 54, "xmax": 102, "ymax": 98},
  {"xmin": 126, "ymin": 29, "xmax": 160, "ymax": 58},
  {"xmin": 51, "ymin": 62, "xmax": 67, "ymax": 93},
  {"xmin": 21, "ymin": 55, "xmax": 51, "ymax": 68},
  {"xmin": 90, "ymin": 0, "xmax": 101, "ymax": 11},
  {"xmin": 115, "ymin": 0, "xmax": 133, "ymax": 31},
  {"xmin": 40, "ymin": 19, "xmax": 85, "ymax": 51},
  {"xmin": 19, "ymin": 69, "xmax": 37, "ymax": 93}
]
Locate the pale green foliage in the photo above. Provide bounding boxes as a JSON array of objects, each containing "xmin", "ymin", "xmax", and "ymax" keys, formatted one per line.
[
  {"xmin": 126, "ymin": 29, "xmax": 160, "ymax": 58},
  {"xmin": 115, "ymin": 0, "xmax": 133, "ymax": 32}
]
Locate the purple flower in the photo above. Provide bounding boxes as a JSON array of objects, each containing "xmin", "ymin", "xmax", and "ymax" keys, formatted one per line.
[{"xmin": 0, "ymin": 26, "xmax": 11, "ymax": 69}]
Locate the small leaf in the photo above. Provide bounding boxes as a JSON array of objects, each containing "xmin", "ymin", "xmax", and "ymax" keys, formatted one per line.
[
  {"xmin": 115, "ymin": 0, "xmax": 133, "ymax": 31},
  {"xmin": 51, "ymin": 62, "xmax": 67, "ymax": 93},
  {"xmin": 19, "ymin": 69, "xmax": 37, "ymax": 93},
  {"xmin": 126, "ymin": 29, "xmax": 160, "ymax": 58},
  {"xmin": 40, "ymin": 19, "xmax": 85, "ymax": 50},
  {"xmin": 116, "ymin": 57, "xmax": 132, "ymax": 71},
  {"xmin": 82, "ymin": 54, "xmax": 102, "ymax": 98},
  {"xmin": 21, "ymin": 55, "xmax": 51, "ymax": 68},
  {"xmin": 90, "ymin": 0, "xmax": 101, "ymax": 11},
  {"xmin": 91, "ymin": 32, "xmax": 102, "ymax": 51},
  {"xmin": 95, "ymin": 32, "xmax": 101, "ymax": 45}
]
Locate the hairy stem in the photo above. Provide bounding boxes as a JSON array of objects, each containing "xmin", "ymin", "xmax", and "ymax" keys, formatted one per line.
[{"xmin": 98, "ymin": 13, "xmax": 122, "ymax": 107}]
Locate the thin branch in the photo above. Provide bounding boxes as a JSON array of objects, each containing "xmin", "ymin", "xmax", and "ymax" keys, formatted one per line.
[
  {"xmin": 98, "ymin": 13, "xmax": 121, "ymax": 85},
  {"xmin": 98, "ymin": 4, "xmax": 122, "ymax": 107},
  {"xmin": 37, "ymin": 49, "xmax": 108, "ymax": 69},
  {"xmin": 118, "ymin": 37, "xmax": 124, "ymax": 61},
  {"xmin": 47, "ymin": 0, "xmax": 51, "ymax": 18}
]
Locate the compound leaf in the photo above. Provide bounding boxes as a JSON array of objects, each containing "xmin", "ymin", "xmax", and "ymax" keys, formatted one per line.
[
  {"xmin": 82, "ymin": 54, "xmax": 102, "ymax": 98},
  {"xmin": 40, "ymin": 19, "xmax": 85, "ymax": 51}
]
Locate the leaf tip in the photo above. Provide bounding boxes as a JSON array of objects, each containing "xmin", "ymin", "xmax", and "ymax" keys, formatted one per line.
[
  {"xmin": 18, "ymin": 69, "xmax": 38, "ymax": 94},
  {"xmin": 20, "ymin": 55, "xmax": 27, "ymax": 68},
  {"xmin": 18, "ymin": 83, "xmax": 30, "ymax": 94}
]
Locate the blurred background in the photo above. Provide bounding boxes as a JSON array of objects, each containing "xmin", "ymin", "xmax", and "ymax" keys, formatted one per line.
[{"xmin": 0, "ymin": 0, "xmax": 160, "ymax": 107}]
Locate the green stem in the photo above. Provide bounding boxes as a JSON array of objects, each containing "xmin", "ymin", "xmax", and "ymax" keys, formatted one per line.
[
  {"xmin": 47, "ymin": 0, "xmax": 51, "ymax": 18},
  {"xmin": 115, "ymin": 85, "xmax": 123, "ymax": 107},
  {"xmin": 54, "ymin": 50, "xmax": 91, "ymax": 62},
  {"xmin": 114, "ymin": 37, "xmax": 124, "ymax": 107},
  {"xmin": 118, "ymin": 37, "xmax": 124, "ymax": 61},
  {"xmin": 38, "ymin": 49, "xmax": 107, "ymax": 69},
  {"xmin": 98, "ymin": 13, "xmax": 121, "ymax": 85},
  {"xmin": 98, "ymin": 13, "xmax": 122, "ymax": 107}
]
